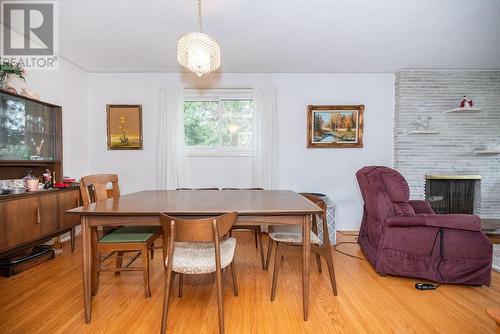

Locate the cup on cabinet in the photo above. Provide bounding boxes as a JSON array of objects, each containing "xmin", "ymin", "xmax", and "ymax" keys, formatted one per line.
[{"xmin": 26, "ymin": 179, "xmax": 40, "ymax": 192}]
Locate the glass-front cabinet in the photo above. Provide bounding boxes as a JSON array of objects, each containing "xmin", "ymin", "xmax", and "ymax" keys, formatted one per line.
[
  {"xmin": 0, "ymin": 90, "xmax": 62, "ymax": 181},
  {"xmin": 0, "ymin": 91, "xmax": 59, "ymax": 161}
]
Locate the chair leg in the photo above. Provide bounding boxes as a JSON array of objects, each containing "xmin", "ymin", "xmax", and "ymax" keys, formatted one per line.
[
  {"xmin": 271, "ymin": 242, "xmax": 281, "ymax": 301},
  {"xmin": 160, "ymin": 269, "xmax": 174, "ymax": 334},
  {"xmin": 115, "ymin": 251, "xmax": 124, "ymax": 275},
  {"xmin": 178, "ymin": 273, "xmax": 183, "ymax": 298},
  {"xmin": 315, "ymin": 253, "xmax": 322, "ymax": 273},
  {"xmin": 215, "ymin": 266, "xmax": 225, "ymax": 334},
  {"xmin": 257, "ymin": 230, "xmax": 265, "ymax": 269},
  {"xmin": 141, "ymin": 245, "xmax": 151, "ymax": 298},
  {"xmin": 323, "ymin": 250, "xmax": 338, "ymax": 296},
  {"xmin": 230, "ymin": 261, "xmax": 238, "ymax": 296},
  {"xmin": 254, "ymin": 230, "xmax": 258, "ymax": 248},
  {"xmin": 265, "ymin": 238, "xmax": 274, "ymax": 270},
  {"xmin": 150, "ymin": 245, "xmax": 155, "ymax": 260},
  {"xmin": 70, "ymin": 227, "xmax": 76, "ymax": 252}
]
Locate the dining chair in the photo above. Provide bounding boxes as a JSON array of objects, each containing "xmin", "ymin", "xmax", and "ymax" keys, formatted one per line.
[
  {"xmin": 80, "ymin": 174, "xmax": 162, "ymax": 298},
  {"xmin": 265, "ymin": 192, "xmax": 337, "ymax": 300},
  {"xmin": 222, "ymin": 188, "xmax": 266, "ymax": 269},
  {"xmin": 159, "ymin": 212, "xmax": 238, "ymax": 334}
]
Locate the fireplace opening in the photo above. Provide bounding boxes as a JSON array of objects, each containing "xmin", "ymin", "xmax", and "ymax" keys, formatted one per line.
[{"xmin": 425, "ymin": 175, "xmax": 481, "ymax": 214}]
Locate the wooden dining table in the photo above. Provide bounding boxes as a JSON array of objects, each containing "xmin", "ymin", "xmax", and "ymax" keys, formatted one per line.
[{"xmin": 67, "ymin": 189, "xmax": 322, "ymax": 324}]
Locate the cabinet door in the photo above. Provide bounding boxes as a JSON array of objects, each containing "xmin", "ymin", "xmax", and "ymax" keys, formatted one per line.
[
  {"xmin": 58, "ymin": 190, "xmax": 80, "ymax": 230},
  {"xmin": 0, "ymin": 197, "xmax": 40, "ymax": 251},
  {"xmin": 39, "ymin": 194, "xmax": 59, "ymax": 236}
]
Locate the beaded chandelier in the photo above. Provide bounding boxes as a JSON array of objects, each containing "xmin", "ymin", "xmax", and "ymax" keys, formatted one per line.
[{"xmin": 177, "ymin": 0, "xmax": 221, "ymax": 76}]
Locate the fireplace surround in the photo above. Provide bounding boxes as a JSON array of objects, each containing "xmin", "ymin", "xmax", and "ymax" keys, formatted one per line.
[{"xmin": 425, "ymin": 175, "xmax": 481, "ymax": 214}]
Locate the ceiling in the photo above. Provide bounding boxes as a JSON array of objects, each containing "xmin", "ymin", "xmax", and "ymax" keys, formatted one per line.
[{"xmin": 59, "ymin": 0, "xmax": 500, "ymax": 73}]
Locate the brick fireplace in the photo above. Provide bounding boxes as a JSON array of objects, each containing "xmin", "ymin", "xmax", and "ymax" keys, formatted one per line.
[{"xmin": 394, "ymin": 70, "xmax": 500, "ymax": 219}]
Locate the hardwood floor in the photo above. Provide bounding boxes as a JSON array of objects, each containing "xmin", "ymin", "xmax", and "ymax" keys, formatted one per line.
[{"xmin": 0, "ymin": 232, "xmax": 498, "ymax": 333}]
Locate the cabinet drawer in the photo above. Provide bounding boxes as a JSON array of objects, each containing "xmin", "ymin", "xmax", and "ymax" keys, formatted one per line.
[
  {"xmin": 58, "ymin": 190, "xmax": 81, "ymax": 230},
  {"xmin": 39, "ymin": 195, "xmax": 59, "ymax": 236},
  {"xmin": 0, "ymin": 197, "xmax": 41, "ymax": 251}
]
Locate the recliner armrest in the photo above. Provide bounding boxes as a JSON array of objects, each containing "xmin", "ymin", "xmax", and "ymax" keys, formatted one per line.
[
  {"xmin": 408, "ymin": 200, "xmax": 435, "ymax": 214},
  {"xmin": 385, "ymin": 215, "xmax": 426, "ymax": 228},
  {"xmin": 385, "ymin": 214, "xmax": 481, "ymax": 231}
]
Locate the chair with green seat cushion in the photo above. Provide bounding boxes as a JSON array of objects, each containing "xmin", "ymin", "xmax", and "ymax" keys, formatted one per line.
[{"xmin": 80, "ymin": 174, "xmax": 163, "ymax": 299}]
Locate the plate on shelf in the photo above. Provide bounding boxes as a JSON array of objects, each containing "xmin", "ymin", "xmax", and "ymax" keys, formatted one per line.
[
  {"xmin": 445, "ymin": 107, "xmax": 481, "ymax": 113},
  {"xmin": 475, "ymin": 150, "xmax": 500, "ymax": 155},
  {"xmin": 408, "ymin": 130, "xmax": 440, "ymax": 134}
]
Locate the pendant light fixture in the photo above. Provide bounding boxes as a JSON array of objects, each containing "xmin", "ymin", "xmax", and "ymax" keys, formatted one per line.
[{"xmin": 177, "ymin": 0, "xmax": 221, "ymax": 76}]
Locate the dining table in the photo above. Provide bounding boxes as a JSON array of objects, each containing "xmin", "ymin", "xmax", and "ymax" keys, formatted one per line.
[{"xmin": 66, "ymin": 189, "xmax": 323, "ymax": 324}]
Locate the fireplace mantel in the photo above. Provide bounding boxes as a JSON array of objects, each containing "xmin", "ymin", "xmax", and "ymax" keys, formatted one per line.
[{"xmin": 426, "ymin": 175, "xmax": 481, "ymax": 180}]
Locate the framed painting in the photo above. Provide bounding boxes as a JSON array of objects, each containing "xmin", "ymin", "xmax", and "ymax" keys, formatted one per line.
[
  {"xmin": 106, "ymin": 104, "xmax": 143, "ymax": 150},
  {"xmin": 307, "ymin": 105, "xmax": 364, "ymax": 148}
]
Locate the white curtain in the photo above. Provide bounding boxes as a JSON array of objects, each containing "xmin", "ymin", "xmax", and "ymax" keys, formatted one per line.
[
  {"xmin": 157, "ymin": 86, "xmax": 184, "ymax": 190},
  {"xmin": 251, "ymin": 87, "xmax": 279, "ymax": 189}
]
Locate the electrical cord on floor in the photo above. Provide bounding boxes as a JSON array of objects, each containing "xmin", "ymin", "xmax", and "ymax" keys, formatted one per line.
[
  {"xmin": 334, "ymin": 231, "xmax": 367, "ymax": 260},
  {"xmin": 333, "ymin": 241, "xmax": 367, "ymax": 261}
]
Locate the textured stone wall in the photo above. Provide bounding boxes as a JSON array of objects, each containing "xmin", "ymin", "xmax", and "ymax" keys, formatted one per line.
[{"xmin": 394, "ymin": 71, "xmax": 500, "ymax": 218}]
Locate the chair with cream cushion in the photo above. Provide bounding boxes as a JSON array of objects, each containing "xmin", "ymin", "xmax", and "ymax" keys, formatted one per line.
[
  {"xmin": 160, "ymin": 212, "xmax": 238, "ymax": 334},
  {"xmin": 266, "ymin": 192, "xmax": 337, "ymax": 301}
]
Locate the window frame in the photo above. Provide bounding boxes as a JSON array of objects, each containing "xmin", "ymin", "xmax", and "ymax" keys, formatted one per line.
[{"xmin": 183, "ymin": 88, "xmax": 254, "ymax": 157}]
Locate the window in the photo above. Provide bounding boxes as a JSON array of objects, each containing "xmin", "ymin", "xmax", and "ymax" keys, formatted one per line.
[{"xmin": 184, "ymin": 89, "xmax": 254, "ymax": 156}]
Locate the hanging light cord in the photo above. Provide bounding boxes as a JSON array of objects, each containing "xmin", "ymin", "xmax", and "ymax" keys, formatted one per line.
[{"xmin": 197, "ymin": 0, "xmax": 202, "ymax": 32}]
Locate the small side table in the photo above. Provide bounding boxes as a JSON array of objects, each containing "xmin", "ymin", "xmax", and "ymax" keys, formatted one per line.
[
  {"xmin": 481, "ymin": 218, "xmax": 500, "ymax": 244},
  {"xmin": 486, "ymin": 308, "xmax": 500, "ymax": 334},
  {"xmin": 310, "ymin": 193, "xmax": 336, "ymax": 244}
]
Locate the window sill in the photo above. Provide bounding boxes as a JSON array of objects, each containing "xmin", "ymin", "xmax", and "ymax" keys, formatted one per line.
[{"xmin": 184, "ymin": 148, "xmax": 252, "ymax": 157}]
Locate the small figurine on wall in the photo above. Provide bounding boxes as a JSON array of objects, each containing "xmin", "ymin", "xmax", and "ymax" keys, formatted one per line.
[
  {"xmin": 460, "ymin": 96, "xmax": 474, "ymax": 108},
  {"xmin": 412, "ymin": 116, "xmax": 433, "ymax": 132}
]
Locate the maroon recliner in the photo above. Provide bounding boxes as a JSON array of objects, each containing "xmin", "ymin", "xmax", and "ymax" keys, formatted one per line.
[{"xmin": 356, "ymin": 166, "xmax": 492, "ymax": 285}]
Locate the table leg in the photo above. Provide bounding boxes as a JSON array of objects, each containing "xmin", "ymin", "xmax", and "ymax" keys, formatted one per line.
[
  {"xmin": 302, "ymin": 214, "xmax": 311, "ymax": 321},
  {"xmin": 81, "ymin": 216, "xmax": 92, "ymax": 323}
]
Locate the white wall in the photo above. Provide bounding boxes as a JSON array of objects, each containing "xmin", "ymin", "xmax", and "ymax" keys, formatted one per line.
[
  {"xmin": 87, "ymin": 72, "xmax": 394, "ymax": 230},
  {"xmin": 25, "ymin": 58, "xmax": 89, "ymax": 178}
]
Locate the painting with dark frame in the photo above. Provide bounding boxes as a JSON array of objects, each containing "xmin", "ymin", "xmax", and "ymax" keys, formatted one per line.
[
  {"xmin": 307, "ymin": 105, "xmax": 364, "ymax": 148},
  {"xmin": 106, "ymin": 104, "xmax": 143, "ymax": 150}
]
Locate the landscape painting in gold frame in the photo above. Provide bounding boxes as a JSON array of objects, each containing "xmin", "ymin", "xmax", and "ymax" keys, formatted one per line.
[
  {"xmin": 307, "ymin": 105, "xmax": 364, "ymax": 148},
  {"xmin": 106, "ymin": 104, "xmax": 143, "ymax": 150}
]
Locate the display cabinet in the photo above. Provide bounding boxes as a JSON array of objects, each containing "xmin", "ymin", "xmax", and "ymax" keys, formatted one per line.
[
  {"xmin": 0, "ymin": 89, "xmax": 80, "ymax": 257},
  {"xmin": 0, "ymin": 89, "xmax": 62, "ymax": 180}
]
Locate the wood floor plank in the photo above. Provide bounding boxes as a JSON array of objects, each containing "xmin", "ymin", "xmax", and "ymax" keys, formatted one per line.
[{"xmin": 0, "ymin": 232, "xmax": 498, "ymax": 333}]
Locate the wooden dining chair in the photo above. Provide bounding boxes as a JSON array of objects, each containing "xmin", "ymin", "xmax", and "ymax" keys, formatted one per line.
[
  {"xmin": 265, "ymin": 192, "xmax": 337, "ymax": 301},
  {"xmin": 80, "ymin": 174, "xmax": 162, "ymax": 298},
  {"xmin": 222, "ymin": 188, "xmax": 266, "ymax": 269},
  {"xmin": 159, "ymin": 212, "xmax": 238, "ymax": 334}
]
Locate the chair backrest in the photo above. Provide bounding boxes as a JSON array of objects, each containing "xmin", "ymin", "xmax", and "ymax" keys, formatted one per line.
[
  {"xmin": 356, "ymin": 166, "xmax": 413, "ymax": 223},
  {"xmin": 221, "ymin": 188, "xmax": 264, "ymax": 190},
  {"xmin": 80, "ymin": 174, "xmax": 120, "ymax": 205},
  {"xmin": 159, "ymin": 212, "xmax": 237, "ymax": 243},
  {"xmin": 176, "ymin": 187, "xmax": 219, "ymax": 190},
  {"xmin": 300, "ymin": 193, "xmax": 330, "ymax": 245}
]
